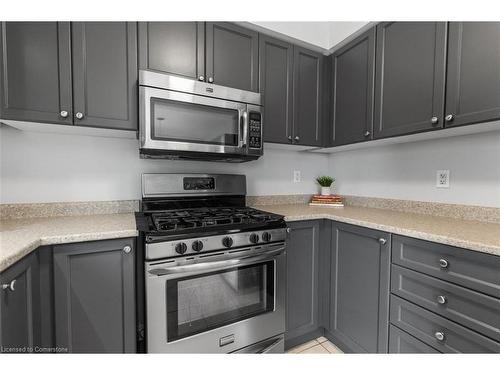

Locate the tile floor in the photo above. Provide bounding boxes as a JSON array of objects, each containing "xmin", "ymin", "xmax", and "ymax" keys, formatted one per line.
[{"xmin": 287, "ymin": 336, "xmax": 343, "ymax": 354}]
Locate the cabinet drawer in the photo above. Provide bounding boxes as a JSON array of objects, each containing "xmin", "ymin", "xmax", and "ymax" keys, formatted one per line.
[
  {"xmin": 389, "ymin": 325, "xmax": 439, "ymax": 353},
  {"xmin": 391, "ymin": 265, "xmax": 500, "ymax": 341},
  {"xmin": 392, "ymin": 235, "xmax": 500, "ymax": 297},
  {"xmin": 390, "ymin": 295, "xmax": 500, "ymax": 353}
]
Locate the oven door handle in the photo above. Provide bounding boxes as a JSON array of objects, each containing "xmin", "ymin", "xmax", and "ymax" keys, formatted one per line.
[{"xmin": 148, "ymin": 247, "xmax": 285, "ymax": 277}]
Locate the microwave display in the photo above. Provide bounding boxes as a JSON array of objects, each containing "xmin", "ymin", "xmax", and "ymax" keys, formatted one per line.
[{"xmin": 248, "ymin": 112, "xmax": 262, "ymax": 149}]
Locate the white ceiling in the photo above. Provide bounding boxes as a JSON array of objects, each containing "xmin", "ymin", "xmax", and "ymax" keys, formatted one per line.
[{"xmin": 249, "ymin": 21, "xmax": 369, "ymax": 50}]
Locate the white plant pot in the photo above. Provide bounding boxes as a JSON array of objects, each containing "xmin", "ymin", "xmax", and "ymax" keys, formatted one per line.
[{"xmin": 320, "ymin": 186, "xmax": 331, "ymax": 196}]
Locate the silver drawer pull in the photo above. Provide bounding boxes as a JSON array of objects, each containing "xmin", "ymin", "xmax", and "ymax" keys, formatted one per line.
[
  {"xmin": 437, "ymin": 295, "xmax": 447, "ymax": 305},
  {"xmin": 378, "ymin": 238, "xmax": 387, "ymax": 245},
  {"xmin": 123, "ymin": 245, "xmax": 132, "ymax": 254},
  {"xmin": 434, "ymin": 331, "xmax": 445, "ymax": 341},
  {"xmin": 1, "ymin": 279, "xmax": 16, "ymax": 292},
  {"xmin": 439, "ymin": 258, "xmax": 449, "ymax": 269}
]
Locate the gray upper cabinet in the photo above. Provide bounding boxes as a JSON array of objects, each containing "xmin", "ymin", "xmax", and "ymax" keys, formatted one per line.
[
  {"xmin": 259, "ymin": 35, "xmax": 293, "ymax": 144},
  {"xmin": 138, "ymin": 22, "xmax": 205, "ymax": 81},
  {"xmin": 53, "ymin": 238, "xmax": 136, "ymax": 353},
  {"xmin": 206, "ymin": 22, "xmax": 259, "ymax": 92},
  {"xmin": 374, "ymin": 22, "xmax": 447, "ymax": 138},
  {"xmin": 445, "ymin": 22, "xmax": 500, "ymax": 128},
  {"xmin": 331, "ymin": 27, "xmax": 375, "ymax": 146},
  {"xmin": 72, "ymin": 22, "xmax": 138, "ymax": 130},
  {"xmin": 293, "ymin": 47, "xmax": 323, "ymax": 146},
  {"xmin": 328, "ymin": 222, "xmax": 390, "ymax": 353},
  {"xmin": 0, "ymin": 252, "xmax": 41, "ymax": 351},
  {"xmin": 0, "ymin": 22, "xmax": 72, "ymax": 125},
  {"xmin": 285, "ymin": 221, "xmax": 320, "ymax": 346}
]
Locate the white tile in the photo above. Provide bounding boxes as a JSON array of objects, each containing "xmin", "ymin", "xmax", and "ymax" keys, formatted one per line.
[
  {"xmin": 300, "ymin": 344, "xmax": 329, "ymax": 354},
  {"xmin": 316, "ymin": 336, "xmax": 327, "ymax": 344},
  {"xmin": 287, "ymin": 340, "xmax": 320, "ymax": 353},
  {"xmin": 321, "ymin": 340, "xmax": 343, "ymax": 354}
]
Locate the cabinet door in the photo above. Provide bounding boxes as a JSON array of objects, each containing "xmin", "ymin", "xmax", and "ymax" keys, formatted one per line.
[
  {"xmin": 138, "ymin": 22, "xmax": 205, "ymax": 81},
  {"xmin": 53, "ymin": 238, "xmax": 136, "ymax": 353},
  {"xmin": 0, "ymin": 22, "xmax": 72, "ymax": 124},
  {"xmin": 206, "ymin": 22, "xmax": 259, "ymax": 92},
  {"xmin": 374, "ymin": 22, "xmax": 447, "ymax": 138},
  {"xmin": 293, "ymin": 46, "xmax": 323, "ymax": 146},
  {"xmin": 331, "ymin": 28, "xmax": 375, "ymax": 146},
  {"xmin": 0, "ymin": 252, "xmax": 40, "ymax": 351},
  {"xmin": 259, "ymin": 35, "xmax": 293, "ymax": 144},
  {"xmin": 329, "ymin": 222, "xmax": 390, "ymax": 353},
  {"xmin": 285, "ymin": 221, "xmax": 320, "ymax": 345},
  {"xmin": 445, "ymin": 22, "xmax": 500, "ymax": 128},
  {"xmin": 72, "ymin": 22, "xmax": 138, "ymax": 130}
]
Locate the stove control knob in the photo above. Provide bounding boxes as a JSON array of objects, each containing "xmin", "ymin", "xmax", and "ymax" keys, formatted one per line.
[
  {"xmin": 175, "ymin": 242, "xmax": 187, "ymax": 255},
  {"xmin": 249, "ymin": 233, "xmax": 259, "ymax": 244},
  {"xmin": 262, "ymin": 232, "xmax": 272, "ymax": 242},
  {"xmin": 222, "ymin": 237, "xmax": 233, "ymax": 248},
  {"xmin": 192, "ymin": 240, "xmax": 204, "ymax": 252}
]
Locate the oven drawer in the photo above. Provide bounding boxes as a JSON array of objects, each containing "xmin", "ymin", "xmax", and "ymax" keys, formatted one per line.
[
  {"xmin": 391, "ymin": 235, "xmax": 500, "ymax": 297},
  {"xmin": 389, "ymin": 325, "xmax": 439, "ymax": 353},
  {"xmin": 391, "ymin": 265, "xmax": 500, "ymax": 341},
  {"xmin": 390, "ymin": 295, "xmax": 500, "ymax": 353}
]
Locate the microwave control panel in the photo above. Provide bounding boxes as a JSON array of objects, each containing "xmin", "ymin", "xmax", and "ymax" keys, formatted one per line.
[{"xmin": 248, "ymin": 112, "xmax": 262, "ymax": 149}]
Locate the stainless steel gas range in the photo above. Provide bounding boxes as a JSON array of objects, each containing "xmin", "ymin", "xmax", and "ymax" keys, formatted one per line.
[{"xmin": 136, "ymin": 173, "xmax": 287, "ymax": 353}]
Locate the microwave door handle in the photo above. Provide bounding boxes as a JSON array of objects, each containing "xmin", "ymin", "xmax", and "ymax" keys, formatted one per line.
[
  {"xmin": 240, "ymin": 110, "xmax": 248, "ymax": 148},
  {"xmin": 148, "ymin": 246, "xmax": 284, "ymax": 277}
]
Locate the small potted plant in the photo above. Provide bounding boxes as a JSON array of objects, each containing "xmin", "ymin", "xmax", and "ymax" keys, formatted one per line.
[{"xmin": 316, "ymin": 176, "xmax": 335, "ymax": 196}]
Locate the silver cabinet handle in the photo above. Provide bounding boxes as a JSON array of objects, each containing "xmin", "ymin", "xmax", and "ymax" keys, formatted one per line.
[
  {"xmin": 75, "ymin": 112, "xmax": 84, "ymax": 120},
  {"xmin": 445, "ymin": 114, "xmax": 454, "ymax": 122},
  {"xmin": 439, "ymin": 258, "xmax": 449, "ymax": 269},
  {"xmin": 364, "ymin": 130, "xmax": 371, "ymax": 137},
  {"xmin": 437, "ymin": 295, "xmax": 447, "ymax": 305},
  {"xmin": 2, "ymin": 279, "xmax": 16, "ymax": 292},
  {"xmin": 208, "ymin": 77, "xmax": 214, "ymax": 83},
  {"xmin": 378, "ymin": 238, "xmax": 387, "ymax": 245},
  {"xmin": 286, "ymin": 227, "xmax": 291, "ymax": 233},
  {"xmin": 287, "ymin": 135, "xmax": 292, "ymax": 141},
  {"xmin": 431, "ymin": 116, "xmax": 439, "ymax": 124},
  {"xmin": 123, "ymin": 245, "xmax": 132, "ymax": 254},
  {"xmin": 294, "ymin": 136, "xmax": 300, "ymax": 142},
  {"xmin": 60, "ymin": 110, "xmax": 69, "ymax": 118},
  {"xmin": 198, "ymin": 75, "xmax": 205, "ymax": 81},
  {"xmin": 434, "ymin": 331, "xmax": 445, "ymax": 341}
]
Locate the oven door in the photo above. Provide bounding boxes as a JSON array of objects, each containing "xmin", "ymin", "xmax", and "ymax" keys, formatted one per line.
[
  {"xmin": 145, "ymin": 245, "xmax": 286, "ymax": 353},
  {"xmin": 140, "ymin": 86, "xmax": 249, "ymax": 155}
]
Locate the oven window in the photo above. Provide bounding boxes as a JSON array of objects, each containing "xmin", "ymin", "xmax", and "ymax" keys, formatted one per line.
[
  {"xmin": 166, "ymin": 261, "xmax": 274, "ymax": 342},
  {"xmin": 151, "ymin": 98, "xmax": 239, "ymax": 146}
]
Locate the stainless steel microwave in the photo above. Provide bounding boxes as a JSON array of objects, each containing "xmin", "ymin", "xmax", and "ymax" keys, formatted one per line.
[{"xmin": 139, "ymin": 71, "xmax": 263, "ymax": 162}]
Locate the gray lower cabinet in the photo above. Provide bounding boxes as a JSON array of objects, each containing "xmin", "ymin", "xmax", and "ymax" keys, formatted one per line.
[
  {"xmin": 390, "ymin": 295, "xmax": 500, "ymax": 353},
  {"xmin": 293, "ymin": 47, "xmax": 323, "ymax": 146},
  {"xmin": 138, "ymin": 22, "xmax": 205, "ymax": 81},
  {"xmin": 0, "ymin": 22, "xmax": 73, "ymax": 125},
  {"xmin": 53, "ymin": 238, "xmax": 136, "ymax": 353},
  {"xmin": 445, "ymin": 22, "xmax": 500, "ymax": 128},
  {"xmin": 389, "ymin": 325, "xmax": 439, "ymax": 353},
  {"xmin": 71, "ymin": 22, "xmax": 138, "ymax": 130},
  {"xmin": 330, "ymin": 27, "xmax": 375, "ymax": 146},
  {"xmin": 328, "ymin": 222, "xmax": 390, "ymax": 353},
  {"xmin": 0, "ymin": 252, "xmax": 41, "ymax": 352},
  {"xmin": 206, "ymin": 22, "xmax": 259, "ymax": 92},
  {"xmin": 285, "ymin": 221, "xmax": 320, "ymax": 347},
  {"xmin": 374, "ymin": 22, "xmax": 447, "ymax": 138},
  {"xmin": 259, "ymin": 35, "xmax": 293, "ymax": 144}
]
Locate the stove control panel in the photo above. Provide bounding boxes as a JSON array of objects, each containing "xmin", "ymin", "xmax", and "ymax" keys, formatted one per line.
[{"xmin": 146, "ymin": 227, "xmax": 288, "ymax": 260}]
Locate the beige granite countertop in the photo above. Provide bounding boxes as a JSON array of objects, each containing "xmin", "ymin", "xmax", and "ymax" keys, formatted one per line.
[
  {"xmin": 252, "ymin": 204, "xmax": 500, "ymax": 257},
  {"xmin": 0, "ymin": 213, "xmax": 137, "ymax": 272}
]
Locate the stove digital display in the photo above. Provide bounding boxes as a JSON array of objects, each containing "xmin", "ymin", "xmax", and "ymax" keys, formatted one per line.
[{"xmin": 183, "ymin": 177, "xmax": 215, "ymax": 191}]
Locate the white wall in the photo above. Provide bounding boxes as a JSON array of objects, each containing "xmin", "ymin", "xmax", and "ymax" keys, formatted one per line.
[
  {"xmin": 249, "ymin": 22, "xmax": 368, "ymax": 50},
  {"xmin": 0, "ymin": 126, "xmax": 329, "ymax": 203},
  {"xmin": 328, "ymin": 131, "xmax": 500, "ymax": 207}
]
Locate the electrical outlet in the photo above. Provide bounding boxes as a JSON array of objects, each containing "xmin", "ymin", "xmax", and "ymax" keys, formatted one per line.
[
  {"xmin": 436, "ymin": 170, "xmax": 450, "ymax": 188},
  {"xmin": 293, "ymin": 170, "xmax": 301, "ymax": 183}
]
